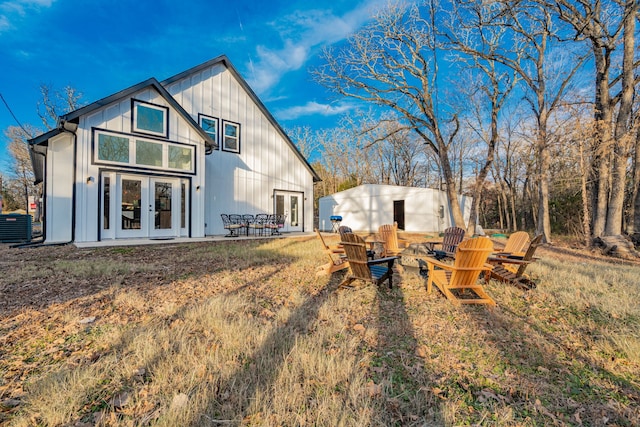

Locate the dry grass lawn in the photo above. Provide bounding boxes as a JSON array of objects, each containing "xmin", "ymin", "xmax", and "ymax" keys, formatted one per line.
[{"xmin": 1, "ymin": 234, "xmax": 639, "ymax": 426}]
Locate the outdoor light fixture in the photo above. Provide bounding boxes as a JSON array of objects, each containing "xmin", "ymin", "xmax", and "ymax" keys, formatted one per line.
[
  {"xmin": 196, "ymin": 185, "xmax": 201, "ymax": 191},
  {"xmin": 86, "ymin": 176, "xmax": 94, "ymax": 184}
]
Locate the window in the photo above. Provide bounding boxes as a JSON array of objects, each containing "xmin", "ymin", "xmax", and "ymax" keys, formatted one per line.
[
  {"xmin": 222, "ymin": 120, "xmax": 240, "ymax": 153},
  {"xmin": 98, "ymin": 134, "xmax": 130, "ymax": 163},
  {"xmin": 136, "ymin": 140, "xmax": 163, "ymax": 167},
  {"xmin": 132, "ymin": 99, "xmax": 168, "ymax": 138},
  {"xmin": 198, "ymin": 114, "xmax": 219, "ymax": 150},
  {"xmin": 168, "ymin": 145, "xmax": 193, "ymax": 171},
  {"xmin": 93, "ymin": 129, "xmax": 195, "ymax": 173}
]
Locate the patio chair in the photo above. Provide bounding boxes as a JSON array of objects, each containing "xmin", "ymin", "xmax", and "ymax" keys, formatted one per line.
[
  {"xmin": 315, "ymin": 229, "xmax": 349, "ymax": 276},
  {"xmin": 378, "ymin": 222, "xmax": 409, "ymax": 257},
  {"xmin": 264, "ymin": 214, "xmax": 278, "ymax": 235},
  {"xmin": 265, "ymin": 214, "xmax": 286, "ymax": 235},
  {"xmin": 249, "ymin": 213, "xmax": 269, "ymax": 236},
  {"xmin": 424, "ymin": 226, "xmax": 466, "ymax": 260},
  {"xmin": 339, "ymin": 225, "xmax": 375, "ymax": 259},
  {"xmin": 338, "ymin": 225, "xmax": 352, "ymax": 237},
  {"xmin": 425, "ymin": 236, "xmax": 495, "ymax": 306},
  {"xmin": 487, "ymin": 234, "xmax": 543, "ymax": 290},
  {"xmin": 496, "ymin": 231, "xmax": 530, "ymax": 257},
  {"xmin": 339, "ymin": 233, "xmax": 397, "ymax": 289},
  {"xmin": 229, "ymin": 214, "xmax": 247, "ymax": 236},
  {"xmin": 221, "ymin": 214, "xmax": 243, "ymax": 237}
]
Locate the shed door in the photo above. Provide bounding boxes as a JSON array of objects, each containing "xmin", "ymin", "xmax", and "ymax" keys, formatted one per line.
[{"xmin": 394, "ymin": 200, "xmax": 405, "ymax": 230}]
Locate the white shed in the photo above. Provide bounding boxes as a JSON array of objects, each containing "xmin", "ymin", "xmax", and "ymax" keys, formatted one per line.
[{"xmin": 318, "ymin": 184, "xmax": 472, "ymax": 233}]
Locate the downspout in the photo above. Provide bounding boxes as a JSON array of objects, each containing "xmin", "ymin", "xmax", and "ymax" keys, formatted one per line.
[{"xmin": 59, "ymin": 119, "xmax": 78, "ymax": 244}]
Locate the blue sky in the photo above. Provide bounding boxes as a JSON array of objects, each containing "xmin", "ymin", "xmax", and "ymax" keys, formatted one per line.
[{"xmin": 0, "ymin": 0, "xmax": 389, "ymax": 174}]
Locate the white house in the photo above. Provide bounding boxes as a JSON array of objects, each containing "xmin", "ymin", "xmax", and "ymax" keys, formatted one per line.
[
  {"xmin": 318, "ymin": 184, "xmax": 472, "ymax": 233},
  {"xmin": 29, "ymin": 55, "xmax": 320, "ymax": 244}
]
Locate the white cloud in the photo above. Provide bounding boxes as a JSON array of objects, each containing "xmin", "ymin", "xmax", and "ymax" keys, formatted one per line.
[
  {"xmin": 276, "ymin": 101, "xmax": 355, "ymax": 120},
  {"xmin": 246, "ymin": 0, "xmax": 387, "ymax": 94},
  {"xmin": 0, "ymin": 0, "xmax": 55, "ymax": 33},
  {"xmin": 0, "ymin": 15, "xmax": 10, "ymax": 32}
]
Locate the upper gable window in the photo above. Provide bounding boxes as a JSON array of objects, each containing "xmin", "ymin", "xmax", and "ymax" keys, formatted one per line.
[
  {"xmin": 132, "ymin": 99, "xmax": 168, "ymax": 138},
  {"xmin": 222, "ymin": 120, "xmax": 240, "ymax": 154},
  {"xmin": 198, "ymin": 114, "xmax": 219, "ymax": 150}
]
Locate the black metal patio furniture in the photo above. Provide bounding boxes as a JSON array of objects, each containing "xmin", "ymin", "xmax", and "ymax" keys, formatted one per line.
[
  {"xmin": 221, "ymin": 214, "xmax": 243, "ymax": 237},
  {"xmin": 249, "ymin": 213, "xmax": 269, "ymax": 236}
]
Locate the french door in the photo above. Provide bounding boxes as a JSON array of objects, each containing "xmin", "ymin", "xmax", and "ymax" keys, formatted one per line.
[
  {"xmin": 274, "ymin": 191, "xmax": 303, "ymax": 232},
  {"xmin": 108, "ymin": 174, "xmax": 188, "ymax": 239}
]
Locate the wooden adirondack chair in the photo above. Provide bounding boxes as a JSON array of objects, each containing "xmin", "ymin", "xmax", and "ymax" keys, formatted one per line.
[
  {"xmin": 339, "ymin": 233, "xmax": 397, "ymax": 289},
  {"xmin": 496, "ymin": 231, "xmax": 530, "ymax": 257},
  {"xmin": 424, "ymin": 226, "xmax": 466, "ymax": 260},
  {"xmin": 425, "ymin": 237, "xmax": 495, "ymax": 306},
  {"xmin": 315, "ymin": 229, "xmax": 349, "ymax": 276},
  {"xmin": 487, "ymin": 234, "xmax": 543, "ymax": 289},
  {"xmin": 378, "ymin": 222, "xmax": 409, "ymax": 257}
]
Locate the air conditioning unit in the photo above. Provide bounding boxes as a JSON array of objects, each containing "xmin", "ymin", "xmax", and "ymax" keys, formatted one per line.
[{"xmin": 0, "ymin": 214, "xmax": 32, "ymax": 243}]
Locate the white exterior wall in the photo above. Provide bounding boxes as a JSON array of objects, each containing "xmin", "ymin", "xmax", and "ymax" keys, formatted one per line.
[
  {"xmin": 45, "ymin": 133, "xmax": 75, "ymax": 243},
  {"xmin": 165, "ymin": 64, "xmax": 314, "ymax": 235},
  {"xmin": 318, "ymin": 184, "xmax": 472, "ymax": 233},
  {"xmin": 66, "ymin": 88, "xmax": 206, "ymax": 243}
]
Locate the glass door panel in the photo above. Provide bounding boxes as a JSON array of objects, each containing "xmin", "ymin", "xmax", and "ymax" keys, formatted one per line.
[
  {"xmin": 290, "ymin": 196, "xmax": 299, "ymax": 227},
  {"xmin": 122, "ymin": 179, "xmax": 142, "ymax": 230},
  {"xmin": 150, "ymin": 178, "xmax": 177, "ymax": 238},
  {"xmin": 154, "ymin": 181, "xmax": 172, "ymax": 230},
  {"xmin": 117, "ymin": 175, "xmax": 147, "ymax": 238}
]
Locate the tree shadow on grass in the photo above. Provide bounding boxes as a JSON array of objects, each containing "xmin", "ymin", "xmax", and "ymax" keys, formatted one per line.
[
  {"xmin": 358, "ymin": 266, "xmax": 443, "ymax": 426},
  {"xmin": 194, "ymin": 272, "xmax": 345, "ymax": 424}
]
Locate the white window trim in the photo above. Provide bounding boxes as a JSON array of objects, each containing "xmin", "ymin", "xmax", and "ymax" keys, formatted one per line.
[
  {"xmin": 198, "ymin": 113, "xmax": 219, "ymax": 150},
  {"xmin": 222, "ymin": 120, "xmax": 240, "ymax": 154},
  {"xmin": 132, "ymin": 99, "xmax": 168, "ymax": 138}
]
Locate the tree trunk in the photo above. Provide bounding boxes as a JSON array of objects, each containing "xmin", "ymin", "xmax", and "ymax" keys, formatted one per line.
[
  {"xmin": 591, "ymin": 43, "xmax": 613, "ymax": 237},
  {"xmin": 630, "ymin": 128, "xmax": 640, "ymax": 234},
  {"xmin": 604, "ymin": 3, "xmax": 635, "ymax": 236},
  {"xmin": 579, "ymin": 138, "xmax": 591, "ymax": 245},
  {"xmin": 437, "ymin": 138, "xmax": 466, "ymax": 228}
]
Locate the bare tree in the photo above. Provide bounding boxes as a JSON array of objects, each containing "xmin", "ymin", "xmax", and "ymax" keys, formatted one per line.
[
  {"xmin": 454, "ymin": 1, "xmax": 587, "ymax": 242},
  {"xmin": 37, "ymin": 84, "xmax": 83, "ymax": 130},
  {"xmin": 2, "ymin": 83, "xmax": 83, "ymax": 217},
  {"xmin": 544, "ymin": 0, "xmax": 639, "ymax": 238},
  {"xmin": 442, "ymin": 2, "xmax": 522, "ymax": 234},
  {"xmin": 5, "ymin": 126, "xmax": 39, "ymax": 214},
  {"xmin": 313, "ymin": 2, "xmax": 468, "ymax": 228}
]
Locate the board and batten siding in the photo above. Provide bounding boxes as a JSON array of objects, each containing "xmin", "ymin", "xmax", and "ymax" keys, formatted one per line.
[
  {"xmin": 318, "ymin": 184, "xmax": 472, "ymax": 233},
  {"xmin": 165, "ymin": 63, "xmax": 314, "ymax": 235},
  {"xmin": 69, "ymin": 87, "xmax": 206, "ymax": 242}
]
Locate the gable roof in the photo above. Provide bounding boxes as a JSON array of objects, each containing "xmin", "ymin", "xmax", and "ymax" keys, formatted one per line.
[
  {"xmin": 28, "ymin": 78, "xmax": 216, "ymax": 154},
  {"xmin": 162, "ymin": 55, "xmax": 321, "ymax": 182}
]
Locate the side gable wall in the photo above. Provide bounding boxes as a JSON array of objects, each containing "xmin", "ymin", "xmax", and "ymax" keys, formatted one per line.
[{"xmin": 165, "ymin": 62, "xmax": 314, "ymax": 234}]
